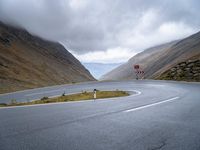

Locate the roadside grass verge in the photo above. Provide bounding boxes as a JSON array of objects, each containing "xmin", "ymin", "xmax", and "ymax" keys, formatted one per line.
[{"xmin": 0, "ymin": 90, "xmax": 129, "ymax": 107}]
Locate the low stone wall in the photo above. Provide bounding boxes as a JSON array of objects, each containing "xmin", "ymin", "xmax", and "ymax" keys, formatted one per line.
[{"xmin": 158, "ymin": 59, "xmax": 200, "ymax": 82}]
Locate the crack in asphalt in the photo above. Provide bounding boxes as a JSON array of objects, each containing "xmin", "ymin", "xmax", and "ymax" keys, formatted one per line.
[{"xmin": 148, "ymin": 140, "xmax": 166, "ymax": 150}]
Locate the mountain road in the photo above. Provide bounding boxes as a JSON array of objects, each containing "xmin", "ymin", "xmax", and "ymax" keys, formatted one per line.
[{"xmin": 0, "ymin": 80, "xmax": 200, "ymax": 150}]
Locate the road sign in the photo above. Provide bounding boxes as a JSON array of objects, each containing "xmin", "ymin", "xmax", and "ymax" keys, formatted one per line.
[
  {"xmin": 133, "ymin": 64, "xmax": 145, "ymax": 80},
  {"xmin": 134, "ymin": 64, "xmax": 140, "ymax": 70},
  {"xmin": 136, "ymin": 71, "xmax": 144, "ymax": 74}
]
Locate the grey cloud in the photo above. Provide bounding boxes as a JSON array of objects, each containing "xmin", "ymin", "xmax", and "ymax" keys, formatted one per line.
[{"xmin": 0, "ymin": 0, "xmax": 200, "ymax": 55}]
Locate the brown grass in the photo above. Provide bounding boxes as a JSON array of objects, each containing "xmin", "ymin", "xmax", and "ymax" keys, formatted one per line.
[{"xmin": 0, "ymin": 90, "xmax": 129, "ymax": 107}]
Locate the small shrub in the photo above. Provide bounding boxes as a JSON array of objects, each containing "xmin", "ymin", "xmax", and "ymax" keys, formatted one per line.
[
  {"xmin": 41, "ymin": 96, "xmax": 48, "ymax": 101},
  {"xmin": 122, "ymin": 91, "xmax": 127, "ymax": 94},
  {"xmin": 0, "ymin": 103, "xmax": 7, "ymax": 107},
  {"xmin": 10, "ymin": 99, "xmax": 17, "ymax": 104},
  {"xmin": 62, "ymin": 92, "xmax": 65, "ymax": 96},
  {"xmin": 82, "ymin": 91, "xmax": 88, "ymax": 94}
]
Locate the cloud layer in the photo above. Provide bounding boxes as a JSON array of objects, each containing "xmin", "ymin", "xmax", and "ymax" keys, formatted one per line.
[{"xmin": 0, "ymin": 0, "xmax": 200, "ymax": 63}]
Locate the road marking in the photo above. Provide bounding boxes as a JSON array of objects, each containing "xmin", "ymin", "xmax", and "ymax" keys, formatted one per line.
[
  {"xmin": 133, "ymin": 90, "xmax": 141, "ymax": 96},
  {"xmin": 0, "ymin": 90, "xmax": 141, "ymax": 109},
  {"xmin": 124, "ymin": 97, "xmax": 180, "ymax": 113}
]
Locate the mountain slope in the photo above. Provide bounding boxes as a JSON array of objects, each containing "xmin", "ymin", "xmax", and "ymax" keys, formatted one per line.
[
  {"xmin": 101, "ymin": 31, "xmax": 200, "ymax": 81},
  {"xmin": 0, "ymin": 22, "xmax": 95, "ymax": 94},
  {"xmin": 100, "ymin": 41, "xmax": 177, "ymax": 80},
  {"xmin": 150, "ymin": 31, "xmax": 200, "ymax": 78}
]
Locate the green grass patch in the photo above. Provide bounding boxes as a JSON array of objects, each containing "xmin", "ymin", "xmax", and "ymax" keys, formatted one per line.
[{"xmin": 0, "ymin": 90, "xmax": 129, "ymax": 107}]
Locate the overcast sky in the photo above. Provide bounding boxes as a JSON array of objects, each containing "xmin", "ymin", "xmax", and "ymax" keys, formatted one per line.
[{"xmin": 0, "ymin": 0, "xmax": 200, "ymax": 63}]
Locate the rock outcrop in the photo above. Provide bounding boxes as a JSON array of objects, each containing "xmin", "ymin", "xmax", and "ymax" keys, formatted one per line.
[{"xmin": 157, "ymin": 58, "xmax": 200, "ymax": 81}]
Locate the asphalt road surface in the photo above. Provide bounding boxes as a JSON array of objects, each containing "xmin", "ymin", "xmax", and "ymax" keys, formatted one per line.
[{"xmin": 0, "ymin": 80, "xmax": 200, "ymax": 150}]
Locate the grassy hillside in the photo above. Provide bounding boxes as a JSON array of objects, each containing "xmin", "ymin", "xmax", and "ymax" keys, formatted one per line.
[{"xmin": 0, "ymin": 22, "xmax": 95, "ymax": 93}]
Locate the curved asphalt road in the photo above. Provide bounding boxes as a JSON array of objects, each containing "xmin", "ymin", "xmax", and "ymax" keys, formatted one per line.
[{"xmin": 0, "ymin": 80, "xmax": 200, "ymax": 150}]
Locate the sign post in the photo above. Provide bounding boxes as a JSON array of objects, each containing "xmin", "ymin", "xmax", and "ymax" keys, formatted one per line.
[
  {"xmin": 134, "ymin": 65, "xmax": 140, "ymax": 80},
  {"xmin": 93, "ymin": 89, "xmax": 97, "ymax": 100}
]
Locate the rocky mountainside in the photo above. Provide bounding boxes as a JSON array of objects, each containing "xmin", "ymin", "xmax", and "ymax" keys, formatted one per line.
[
  {"xmin": 101, "ymin": 31, "xmax": 200, "ymax": 82},
  {"xmin": 157, "ymin": 57, "xmax": 200, "ymax": 81},
  {"xmin": 150, "ymin": 31, "xmax": 200, "ymax": 79},
  {"xmin": 0, "ymin": 22, "xmax": 95, "ymax": 94}
]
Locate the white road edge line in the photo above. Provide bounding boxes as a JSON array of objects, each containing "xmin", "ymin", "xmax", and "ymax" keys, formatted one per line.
[
  {"xmin": 133, "ymin": 90, "xmax": 141, "ymax": 96},
  {"xmin": 0, "ymin": 90, "xmax": 142, "ymax": 109},
  {"xmin": 124, "ymin": 96, "xmax": 180, "ymax": 113},
  {"xmin": 26, "ymin": 89, "xmax": 141, "ymax": 102}
]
